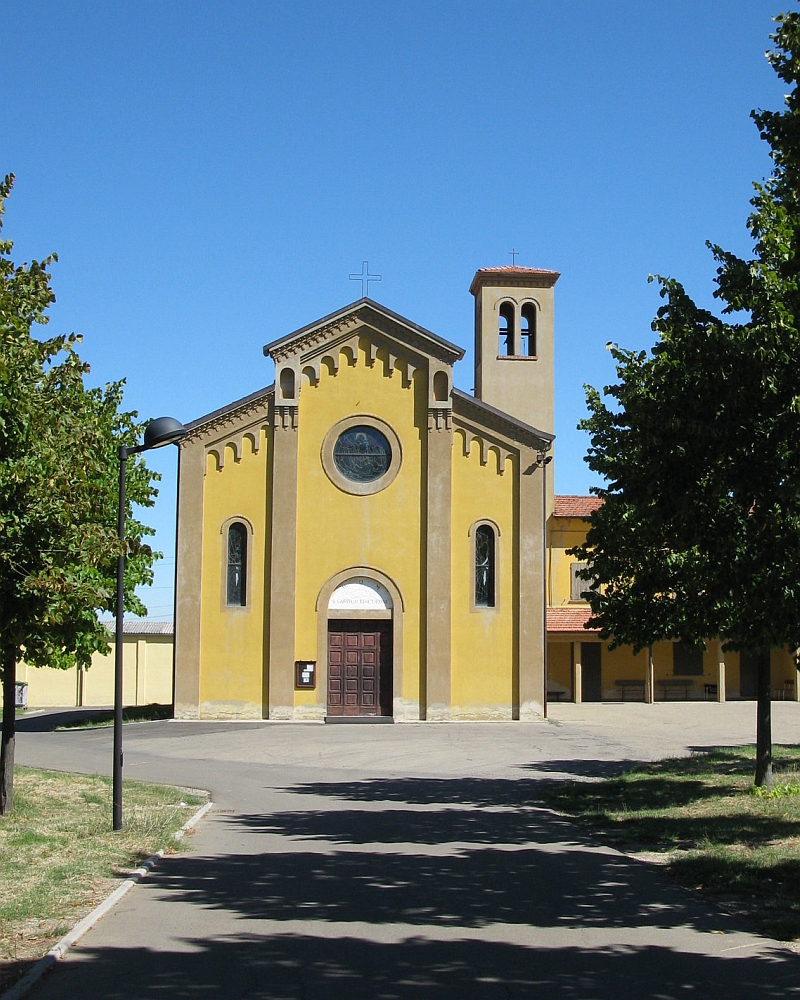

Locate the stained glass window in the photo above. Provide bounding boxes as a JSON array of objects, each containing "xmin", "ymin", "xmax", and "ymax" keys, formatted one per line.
[
  {"xmin": 475, "ymin": 525, "xmax": 495, "ymax": 607},
  {"xmin": 333, "ymin": 426, "xmax": 391, "ymax": 483},
  {"xmin": 227, "ymin": 522, "xmax": 247, "ymax": 606}
]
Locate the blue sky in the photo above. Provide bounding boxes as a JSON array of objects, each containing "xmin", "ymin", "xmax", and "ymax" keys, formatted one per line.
[{"xmin": 4, "ymin": 1, "xmax": 787, "ymax": 618}]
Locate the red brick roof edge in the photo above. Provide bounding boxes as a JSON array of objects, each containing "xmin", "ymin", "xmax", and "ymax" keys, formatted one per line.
[
  {"xmin": 553, "ymin": 495, "xmax": 603, "ymax": 518},
  {"xmin": 547, "ymin": 607, "xmax": 599, "ymax": 633}
]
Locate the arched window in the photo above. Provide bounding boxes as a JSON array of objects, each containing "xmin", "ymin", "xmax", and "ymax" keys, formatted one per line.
[
  {"xmin": 498, "ymin": 302, "xmax": 514, "ymax": 356},
  {"xmin": 433, "ymin": 370, "xmax": 449, "ymax": 402},
  {"xmin": 227, "ymin": 522, "xmax": 247, "ymax": 606},
  {"xmin": 520, "ymin": 303, "xmax": 537, "ymax": 357},
  {"xmin": 475, "ymin": 524, "xmax": 496, "ymax": 607},
  {"xmin": 279, "ymin": 367, "xmax": 295, "ymax": 400}
]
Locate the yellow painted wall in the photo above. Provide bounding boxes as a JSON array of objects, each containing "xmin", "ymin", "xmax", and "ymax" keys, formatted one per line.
[
  {"xmin": 601, "ymin": 643, "xmax": 649, "ymax": 699},
  {"xmin": 450, "ymin": 432, "xmax": 517, "ymax": 718},
  {"xmin": 547, "ymin": 641, "xmax": 572, "ymax": 699},
  {"xmin": 199, "ymin": 429, "xmax": 270, "ymax": 718},
  {"xmin": 547, "ymin": 516, "xmax": 590, "ymax": 606},
  {"xmin": 771, "ymin": 648, "xmax": 798, "ymax": 699},
  {"xmin": 294, "ymin": 344, "xmax": 424, "ymax": 715},
  {"xmin": 722, "ymin": 648, "xmax": 798, "ymax": 701},
  {"xmin": 14, "ymin": 661, "xmax": 78, "ymax": 707},
  {"xmin": 7, "ymin": 635, "xmax": 173, "ymax": 708},
  {"xmin": 649, "ymin": 641, "xmax": 716, "ymax": 700}
]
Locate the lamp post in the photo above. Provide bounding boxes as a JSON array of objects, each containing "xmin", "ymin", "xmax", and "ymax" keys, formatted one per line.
[{"xmin": 113, "ymin": 416, "xmax": 186, "ymax": 832}]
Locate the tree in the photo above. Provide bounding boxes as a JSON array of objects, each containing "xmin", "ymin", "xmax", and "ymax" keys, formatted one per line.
[
  {"xmin": 572, "ymin": 11, "xmax": 800, "ymax": 789},
  {"xmin": 0, "ymin": 174, "xmax": 159, "ymax": 814}
]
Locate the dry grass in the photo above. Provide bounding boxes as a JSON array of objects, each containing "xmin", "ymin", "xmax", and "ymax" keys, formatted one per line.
[
  {"xmin": 0, "ymin": 767, "xmax": 207, "ymax": 991},
  {"xmin": 541, "ymin": 745, "xmax": 800, "ymax": 941}
]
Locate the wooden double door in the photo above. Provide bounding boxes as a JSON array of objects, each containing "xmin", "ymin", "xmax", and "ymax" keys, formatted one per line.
[
  {"xmin": 327, "ymin": 620, "xmax": 392, "ymax": 717},
  {"xmin": 739, "ymin": 650, "xmax": 770, "ymax": 700},
  {"xmin": 581, "ymin": 642, "xmax": 602, "ymax": 702}
]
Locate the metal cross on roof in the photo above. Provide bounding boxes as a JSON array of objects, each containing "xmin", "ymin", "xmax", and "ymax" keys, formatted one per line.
[
  {"xmin": 509, "ymin": 248, "xmax": 520, "ymax": 265},
  {"xmin": 349, "ymin": 261, "xmax": 382, "ymax": 298}
]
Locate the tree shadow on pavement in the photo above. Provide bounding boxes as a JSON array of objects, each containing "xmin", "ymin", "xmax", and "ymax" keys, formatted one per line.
[
  {"xmin": 24, "ymin": 774, "xmax": 800, "ymax": 1000},
  {"xmin": 31, "ymin": 935, "xmax": 800, "ymax": 999}
]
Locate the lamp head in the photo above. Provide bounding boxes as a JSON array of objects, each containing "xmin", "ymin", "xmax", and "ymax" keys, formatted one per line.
[{"xmin": 143, "ymin": 416, "xmax": 186, "ymax": 450}]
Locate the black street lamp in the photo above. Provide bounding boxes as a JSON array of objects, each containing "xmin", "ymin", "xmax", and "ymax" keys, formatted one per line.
[{"xmin": 113, "ymin": 417, "xmax": 186, "ymax": 831}]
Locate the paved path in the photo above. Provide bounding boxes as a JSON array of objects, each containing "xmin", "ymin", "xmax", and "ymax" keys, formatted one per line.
[{"xmin": 12, "ymin": 702, "xmax": 800, "ymax": 998}]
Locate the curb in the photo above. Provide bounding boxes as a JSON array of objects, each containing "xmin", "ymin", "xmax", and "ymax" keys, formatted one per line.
[{"xmin": 1, "ymin": 800, "xmax": 214, "ymax": 1000}]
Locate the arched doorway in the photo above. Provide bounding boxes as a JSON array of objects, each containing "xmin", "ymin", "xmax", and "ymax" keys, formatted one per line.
[
  {"xmin": 326, "ymin": 578, "xmax": 393, "ymax": 717},
  {"xmin": 315, "ymin": 568, "xmax": 406, "ymax": 720}
]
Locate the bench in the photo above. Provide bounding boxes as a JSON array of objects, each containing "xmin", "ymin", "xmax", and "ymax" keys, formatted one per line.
[
  {"xmin": 657, "ymin": 678, "xmax": 695, "ymax": 700},
  {"xmin": 615, "ymin": 679, "xmax": 646, "ymax": 702},
  {"xmin": 772, "ymin": 680, "xmax": 795, "ymax": 701}
]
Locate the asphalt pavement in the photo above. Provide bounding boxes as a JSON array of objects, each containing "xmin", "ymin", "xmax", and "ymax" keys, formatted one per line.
[{"xmin": 9, "ymin": 701, "xmax": 800, "ymax": 999}]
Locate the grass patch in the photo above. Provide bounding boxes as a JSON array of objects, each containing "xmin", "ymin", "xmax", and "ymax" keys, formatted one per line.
[
  {"xmin": 0, "ymin": 767, "xmax": 207, "ymax": 991},
  {"xmin": 54, "ymin": 703, "xmax": 172, "ymax": 729},
  {"xmin": 541, "ymin": 745, "xmax": 800, "ymax": 941}
]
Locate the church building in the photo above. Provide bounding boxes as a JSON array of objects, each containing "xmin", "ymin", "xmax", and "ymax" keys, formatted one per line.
[
  {"xmin": 172, "ymin": 264, "xmax": 800, "ymax": 718},
  {"xmin": 174, "ymin": 267, "xmax": 558, "ymax": 720}
]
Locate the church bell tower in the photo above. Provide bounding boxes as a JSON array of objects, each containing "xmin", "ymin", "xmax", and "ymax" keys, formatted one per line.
[{"xmin": 470, "ymin": 266, "xmax": 559, "ymax": 438}]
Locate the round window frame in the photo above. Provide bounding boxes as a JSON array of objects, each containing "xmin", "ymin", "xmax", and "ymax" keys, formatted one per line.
[{"xmin": 321, "ymin": 415, "xmax": 402, "ymax": 496}]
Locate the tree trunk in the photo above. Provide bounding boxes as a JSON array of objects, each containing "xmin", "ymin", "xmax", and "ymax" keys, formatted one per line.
[
  {"xmin": 0, "ymin": 649, "xmax": 16, "ymax": 815},
  {"xmin": 754, "ymin": 650, "xmax": 772, "ymax": 789}
]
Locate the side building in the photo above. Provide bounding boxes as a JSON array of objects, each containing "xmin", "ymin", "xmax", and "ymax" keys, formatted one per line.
[
  {"xmin": 546, "ymin": 497, "xmax": 799, "ymax": 704},
  {"xmin": 1, "ymin": 622, "xmax": 174, "ymax": 710}
]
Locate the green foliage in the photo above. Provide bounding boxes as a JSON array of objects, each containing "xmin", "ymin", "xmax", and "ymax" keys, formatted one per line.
[
  {"xmin": 572, "ymin": 12, "xmax": 800, "ymax": 659},
  {"xmin": 0, "ymin": 173, "xmax": 159, "ymax": 673},
  {"xmin": 752, "ymin": 782, "xmax": 800, "ymax": 798}
]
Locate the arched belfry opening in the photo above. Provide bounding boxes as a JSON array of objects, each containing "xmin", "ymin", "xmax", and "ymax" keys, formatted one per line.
[
  {"xmin": 520, "ymin": 303, "xmax": 537, "ymax": 357},
  {"xmin": 498, "ymin": 302, "xmax": 515, "ymax": 356}
]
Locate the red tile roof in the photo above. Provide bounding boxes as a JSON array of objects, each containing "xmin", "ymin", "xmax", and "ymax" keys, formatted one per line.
[
  {"xmin": 474, "ymin": 266, "xmax": 560, "ymax": 275},
  {"xmin": 553, "ymin": 495, "xmax": 603, "ymax": 518},
  {"xmin": 547, "ymin": 607, "xmax": 600, "ymax": 633}
]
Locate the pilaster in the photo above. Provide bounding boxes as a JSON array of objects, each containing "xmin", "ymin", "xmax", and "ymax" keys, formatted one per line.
[
  {"xmin": 717, "ymin": 641, "xmax": 727, "ymax": 702},
  {"xmin": 518, "ymin": 446, "xmax": 547, "ymax": 718},
  {"xmin": 174, "ymin": 439, "xmax": 205, "ymax": 718},
  {"xmin": 573, "ymin": 642, "xmax": 582, "ymax": 704},
  {"xmin": 268, "ymin": 402, "xmax": 299, "ymax": 719},
  {"xmin": 136, "ymin": 638, "xmax": 147, "ymax": 705},
  {"xmin": 425, "ymin": 406, "xmax": 453, "ymax": 720}
]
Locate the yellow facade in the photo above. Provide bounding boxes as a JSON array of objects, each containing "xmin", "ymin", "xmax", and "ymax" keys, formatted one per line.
[
  {"xmin": 199, "ymin": 429, "xmax": 270, "ymax": 718},
  {"xmin": 175, "ymin": 269, "xmax": 556, "ymax": 721},
  {"xmin": 293, "ymin": 345, "xmax": 426, "ymax": 717},
  {"xmin": 450, "ymin": 436, "xmax": 517, "ymax": 718}
]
